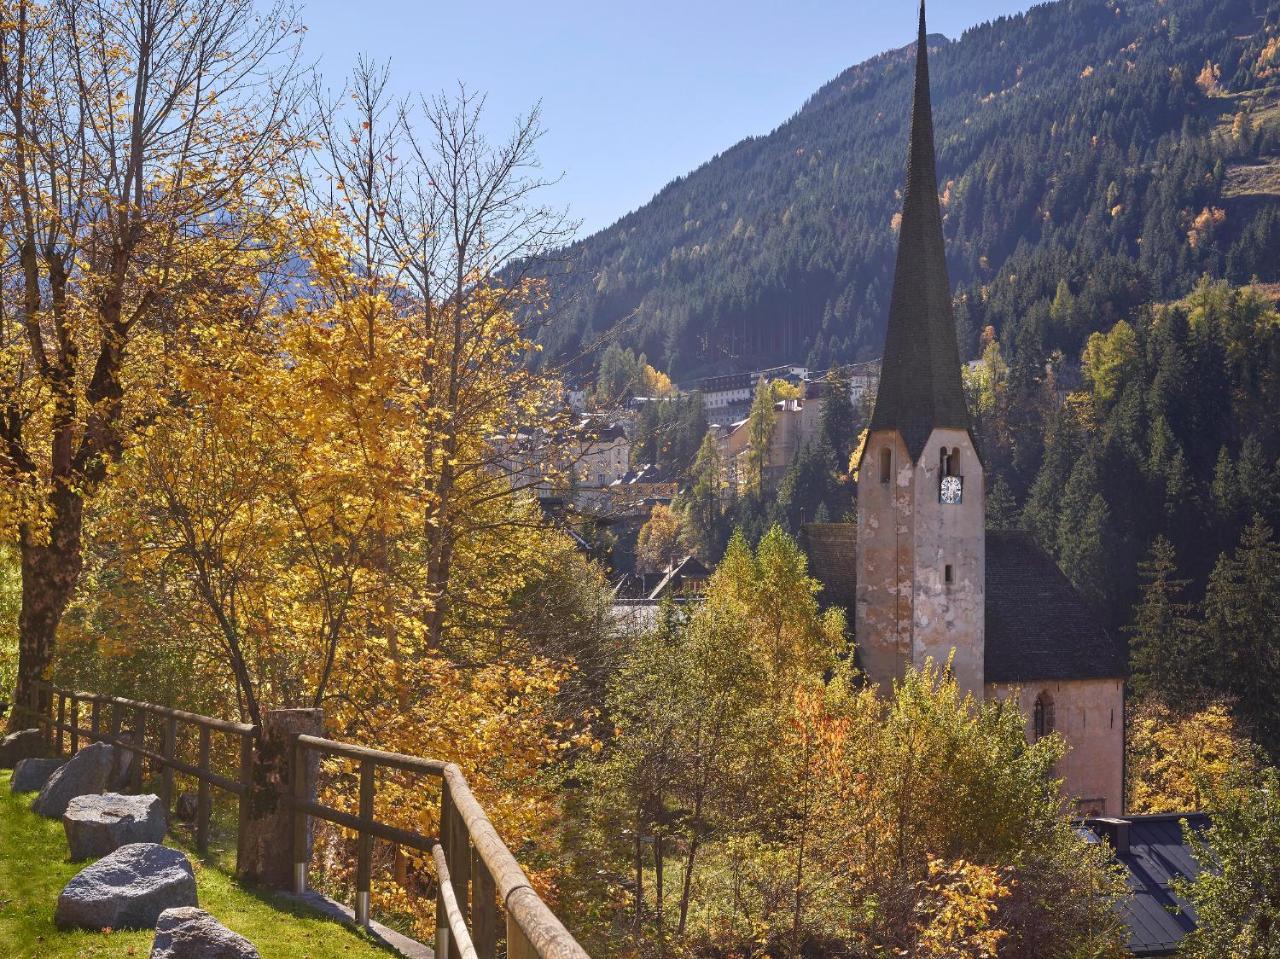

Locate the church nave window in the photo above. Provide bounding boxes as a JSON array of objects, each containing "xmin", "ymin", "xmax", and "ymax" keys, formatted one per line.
[{"xmin": 1033, "ymin": 691, "xmax": 1055, "ymax": 741}]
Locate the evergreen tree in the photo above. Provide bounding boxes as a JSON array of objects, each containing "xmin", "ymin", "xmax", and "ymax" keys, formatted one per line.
[
  {"xmin": 986, "ymin": 477, "xmax": 1019, "ymax": 531},
  {"xmin": 1202, "ymin": 516, "xmax": 1280, "ymax": 758},
  {"xmin": 776, "ymin": 440, "xmax": 842, "ymax": 533},
  {"xmin": 819, "ymin": 369, "xmax": 859, "ymax": 464},
  {"xmin": 1126, "ymin": 537, "xmax": 1202, "ymax": 703}
]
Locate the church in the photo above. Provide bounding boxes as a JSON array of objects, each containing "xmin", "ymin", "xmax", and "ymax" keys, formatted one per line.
[{"xmin": 805, "ymin": 4, "xmax": 1127, "ymax": 815}]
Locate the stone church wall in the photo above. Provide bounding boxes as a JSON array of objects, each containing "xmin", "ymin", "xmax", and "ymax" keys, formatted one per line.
[{"xmin": 988, "ymin": 678, "xmax": 1125, "ymax": 816}]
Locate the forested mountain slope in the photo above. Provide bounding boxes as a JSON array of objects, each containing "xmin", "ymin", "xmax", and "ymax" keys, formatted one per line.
[{"xmin": 536, "ymin": 0, "xmax": 1280, "ymax": 380}]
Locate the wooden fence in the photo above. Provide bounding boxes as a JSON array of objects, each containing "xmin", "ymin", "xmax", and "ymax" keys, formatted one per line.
[
  {"xmin": 17, "ymin": 679, "xmax": 253, "ymax": 858},
  {"xmin": 16, "ymin": 681, "xmax": 590, "ymax": 959}
]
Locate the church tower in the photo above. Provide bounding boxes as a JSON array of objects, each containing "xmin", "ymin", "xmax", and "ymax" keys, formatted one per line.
[{"xmin": 856, "ymin": 3, "xmax": 985, "ymax": 697}]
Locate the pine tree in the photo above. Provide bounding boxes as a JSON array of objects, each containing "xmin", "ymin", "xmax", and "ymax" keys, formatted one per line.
[
  {"xmin": 1126, "ymin": 537, "xmax": 1202, "ymax": 702},
  {"xmin": 777, "ymin": 441, "xmax": 842, "ymax": 533},
  {"xmin": 985, "ymin": 477, "xmax": 1019, "ymax": 531},
  {"xmin": 1202, "ymin": 516, "xmax": 1280, "ymax": 758},
  {"xmin": 819, "ymin": 369, "xmax": 859, "ymax": 464}
]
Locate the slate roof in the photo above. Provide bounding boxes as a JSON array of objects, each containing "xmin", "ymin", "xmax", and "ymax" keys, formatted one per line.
[
  {"xmin": 799, "ymin": 524, "xmax": 1126, "ymax": 684},
  {"xmin": 648, "ymin": 556, "xmax": 712, "ymax": 600},
  {"xmin": 1083, "ymin": 814, "xmax": 1208, "ymax": 956},
  {"xmin": 867, "ymin": 2, "xmax": 974, "ymax": 463},
  {"xmin": 984, "ymin": 530, "xmax": 1126, "ymax": 683},
  {"xmin": 799, "ymin": 524, "xmax": 858, "ymax": 612}
]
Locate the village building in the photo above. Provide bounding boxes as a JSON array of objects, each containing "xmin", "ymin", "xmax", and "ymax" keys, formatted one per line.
[
  {"xmin": 717, "ymin": 393, "xmax": 825, "ymax": 491},
  {"xmin": 804, "ymin": 9, "xmax": 1126, "ymax": 814}
]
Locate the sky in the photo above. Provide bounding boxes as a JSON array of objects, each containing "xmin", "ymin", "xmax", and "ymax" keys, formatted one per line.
[{"xmin": 298, "ymin": 1, "xmax": 1037, "ymax": 238}]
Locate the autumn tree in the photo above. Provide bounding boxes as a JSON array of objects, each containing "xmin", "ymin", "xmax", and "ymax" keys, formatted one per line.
[
  {"xmin": 1127, "ymin": 701, "xmax": 1256, "ymax": 813},
  {"xmin": 0, "ymin": 0, "xmax": 303, "ymax": 726},
  {"xmin": 742, "ymin": 376, "xmax": 777, "ymax": 497},
  {"xmin": 635, "ymin": 504, "xmax": 686, "ymax": 574}
]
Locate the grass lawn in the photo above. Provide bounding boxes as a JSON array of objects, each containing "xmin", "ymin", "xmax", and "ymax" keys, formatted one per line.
[{"xmin": 0, "ymin": 769, "xmax": 396, "ymax": 959}]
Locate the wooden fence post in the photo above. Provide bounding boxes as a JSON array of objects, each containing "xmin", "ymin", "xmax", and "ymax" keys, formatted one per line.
[
  {"xmin": 55, "ymin": 694, "xmax": 65, "ymax": 755},
  {"xmin": 131, "ymin": 706, "xmax": 146, "ymax": 792},
  {"xmin": 506, "ymin": 913, "xmax": 536, "ymax": 959},
  {"xmin": 160, "ymin": 716, "xmax": 177, "ymax": 814},
  {"xmin": 69, "ymin": 695, "xmax": 79, "ymax": 754},
  {"xmin": 237, "ymin": 708, "xmax": 323, "ymax": 889},
  {"xmin": 291, "ymin": 738, "xmax": 308, "ymax": 893},
  {"xmin": 196, "ymin": 726, "xmax": 212, "ymax": 854},
  {"xmin": 472, "ymin": 851, "xmax": 497, "ymax": 959},
  {"xmin": 236, "ymin": 732, "xmax": 254, "ymax": 876},
  {"xmin": 437, "ymin": 782, "xmax": 453, "ymax": 959},
  {"xmin": 356, "ymin": 758, "xmax": 374, "ymax": 927},
  {"xmin": 448, "ymin": 790, "xmax": 472, "ymax": 944},
  {"xmin": 90, "ymin": 700, "xmax": 101, "ymax": 742}
]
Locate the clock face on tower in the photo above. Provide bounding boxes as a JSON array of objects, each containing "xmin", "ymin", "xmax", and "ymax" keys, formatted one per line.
[{"xmin": 940, "ymin": 475, "xmax": 963, "ymax": 505}]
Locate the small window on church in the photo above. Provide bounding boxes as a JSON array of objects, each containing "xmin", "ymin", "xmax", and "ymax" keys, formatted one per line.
[
  {"xmin": 944, "ymin": 564, "xmax": 954, "ymax": 585},
  {"xmin": 879, "ymin": 447, "xmax": 892, "ymax": 484},
  {"xmin": 1033, "ymin": 692, "xmax": 1055, "ymax": 741}
]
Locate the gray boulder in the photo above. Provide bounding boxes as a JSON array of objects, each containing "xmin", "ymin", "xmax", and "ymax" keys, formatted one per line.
[
  {"xmin": 10, "ymin": 756, "xmax": 66, "ymax": 793},
  {"xmin": 0, "ymin": 728, "xmax": 46, "ymax": 768},
  {"xmin": 149, "ymin": 907, "xmax": 260, "ymax": 959},
  {"xmin": 33, "ymin": 740, "xmax": 116, "ymax": 818},
  {"xmin": 55, "ymin": 842, "xmax": 197, "ymax": 931},
  {"xmin": 64, "ymin": 792, "xmax": 167, "ymax": 860}
]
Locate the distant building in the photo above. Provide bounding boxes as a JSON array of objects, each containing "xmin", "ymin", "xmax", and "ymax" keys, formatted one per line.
[
  {"xmin": 575, "ymin": 421, "xmax": 629, "ymax": 489},
  {"xmin": 719, "ymin": 395, "xmax": 824, "ymax": 491},
  {"xmin": 696, "ymin": 365, "xmax": 810, "ymax": 425}
]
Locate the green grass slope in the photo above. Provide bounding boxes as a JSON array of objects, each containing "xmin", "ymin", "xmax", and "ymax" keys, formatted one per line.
[{"xmin": 0, "ymin": 770, "xmax": 393, "ymax": 959}]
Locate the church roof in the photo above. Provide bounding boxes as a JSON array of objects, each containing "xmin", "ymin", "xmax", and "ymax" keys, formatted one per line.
[
  {"xmin": 984, "ymin": 530, "xmax": 1125, "ymax": 683},
  {"xmin": 799, "ymin": 525, "xmax": 1126, "ymax": 684},
  {"xmin": 867, "ymin": 2, "xmax": 974, "ymax": 463}
]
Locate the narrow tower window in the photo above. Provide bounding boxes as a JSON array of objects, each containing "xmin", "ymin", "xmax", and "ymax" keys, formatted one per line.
[
  {"xmin": 879, "ymin": 447, "xmax": 892, "ymax": 484},
  {"xmin": 944, "ymin": 564, "xmax": 954, "ymax": 585}
]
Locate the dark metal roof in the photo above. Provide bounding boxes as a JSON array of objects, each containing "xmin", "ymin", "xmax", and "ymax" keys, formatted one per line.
[
  {"xmin": 985, "ymin": 531, "xmax": 1126, "ymax": 683},
  {"xmin": 1083, "ymin": 814, "xmax": 1209, "ymax": 956},
  {"xmin": 798, "ymin": 525, "xmax": 1125, "ymax": 684},
  {"xmin": 867, "ymin": 2, "xmax": 973, "ymax": 463}
]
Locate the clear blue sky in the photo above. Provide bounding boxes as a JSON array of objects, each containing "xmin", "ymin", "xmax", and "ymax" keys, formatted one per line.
[{"xmin": 299, "ymin": 1, "xmax": 1035, "ymax": 237}]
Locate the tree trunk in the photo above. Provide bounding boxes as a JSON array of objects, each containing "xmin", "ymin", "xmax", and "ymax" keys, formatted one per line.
[{"xmin": 10, "ymin": 485, "xmax": 84, "ymax": 732}]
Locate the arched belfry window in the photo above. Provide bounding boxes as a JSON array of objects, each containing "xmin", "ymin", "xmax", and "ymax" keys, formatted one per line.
[
  {"xmin": 1033, "ymin": 691, "xmax": 1055, "ymax": 741},
  {"xmin": 940, "ymin": 446, "xmax": 960, "ymax": 477},
  {"xmin": 879, "ymin": 447, "xmax": 892, "ymax": 485}
]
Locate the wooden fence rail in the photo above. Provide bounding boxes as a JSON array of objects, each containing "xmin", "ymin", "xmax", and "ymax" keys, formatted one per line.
[
  {"xmin": 16, "ymin": 679, "xmax": 254, "ymax": 856},
  {"xmin": 16, "ymin": 683, "xmax": 590, "ymax": 959}
]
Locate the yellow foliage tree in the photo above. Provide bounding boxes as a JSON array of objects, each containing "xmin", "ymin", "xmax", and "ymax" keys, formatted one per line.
[{"xmin": 1128, "ymin": 700, "xmax": 1257, "ymax": 813}]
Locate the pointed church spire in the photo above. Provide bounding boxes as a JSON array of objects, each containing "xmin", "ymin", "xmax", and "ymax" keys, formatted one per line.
[{"xmin": 867, "ymin": 1, "xmax": 973, "ymax": 462}]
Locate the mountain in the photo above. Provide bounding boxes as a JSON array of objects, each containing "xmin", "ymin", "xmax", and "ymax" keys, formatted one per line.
[{"xmin": 534, "ymin": 0, "xmax": 1280, "ymax": 381}]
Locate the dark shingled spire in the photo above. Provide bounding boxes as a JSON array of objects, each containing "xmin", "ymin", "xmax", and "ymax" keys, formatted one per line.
[{"xmin": 868, "ymin": 1, "xmax": 973, "ymax": 462}]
